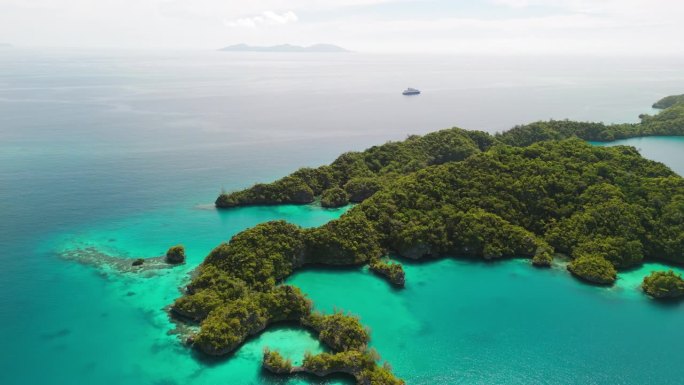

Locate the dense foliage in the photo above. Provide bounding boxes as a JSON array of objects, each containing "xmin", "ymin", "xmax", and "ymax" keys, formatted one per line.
[
  {"xmin": 215, "ymin": 174, "xmax": 315, "ymax": 207},
  {"xmin": 358, "ymin": 364, "xmax": 406, "ymax": 385},
  {"xmin": 262, "ymin": 348, "xmax": 292, "ymax": 373},
  {"xmin": 203, "ymin": 221, "xmax": 306, "ymax": 290},
  {"xmin": 531, "ymin": 244, "xmax": 553, "ymax": 267},
  {"xmin": 302, "ymin": 350, "xmax": 374, "ymax": 374},
  {"xmin": 567, "ymin": 254, "xmax": 617, "ymax": 285},
  {"xmin": 653, "ymin": 94, "xmax": 684, "ymax": 109},
  {"xmin": 216, "ymin": 128, "xmax": 492, "ymax": 207},
  {"xmin": 344, "ymin": 177, "xmax": 383, "ymax": 202},
  {"xmin": 653, "ymin": 196, "xmax": 684, "ymax": 264},
  {"xmin": 165, "ymin": 244, "xmax": 186, "ymax": 264},
  {"xmin": 304, "ymin": 211, "xmax": 383, "ymax": 265},
  {"xmin": 642, "ymin": 270, "xmax": 684, "ymax": 299},
  {"xmin": 358, "ymin": 140, "xmax": 680, "ymax": 271},
  {"xmin": 290, "ymin": 348, "xmax": 404, "ymax": 384},
  {"xmin": 301, "ymin": 349, "xmax": 403, "ymax": 384},
  {"xmin": 192, "ymin": 285, "xmax": 311, "ymax": 354},
  {"xmin": 303, "ymin": 311, "xmax": 370, "ymax": 352},
  {"xmin": 369, "ymin": 258, "xmax": 405, "ymax": 286},
  {"xmin": 320, "ymin": 187, "xmax": 350, "ymax": 208}
]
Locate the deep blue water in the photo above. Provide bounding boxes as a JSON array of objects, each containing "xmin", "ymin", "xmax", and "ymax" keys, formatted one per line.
[{"xmin": 1, "ymin": 49, "xmax": 684, "ymax": 385}]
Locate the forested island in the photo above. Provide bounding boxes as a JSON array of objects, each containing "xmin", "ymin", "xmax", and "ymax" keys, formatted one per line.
[
  {"xmin": 642, "ymin": 270, "xmax": 684, "ymax": 299},
  {"xmin": 171, "ymin": 96, "xmax": 684, "ymax": 384}
]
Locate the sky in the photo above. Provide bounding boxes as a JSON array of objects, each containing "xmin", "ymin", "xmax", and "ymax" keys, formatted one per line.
[{"xmin": 1, "ymin": 0, "xmax": 684, "ymax": 54}]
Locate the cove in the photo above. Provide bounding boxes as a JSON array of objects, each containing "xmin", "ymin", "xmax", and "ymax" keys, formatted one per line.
[
  {"xmin": 289, "ymin": 258, "xmax": 684, "ymax": 384},
  {"xmin": 593, "ymin": 136, "xmax": 684, "ymax": 175}
]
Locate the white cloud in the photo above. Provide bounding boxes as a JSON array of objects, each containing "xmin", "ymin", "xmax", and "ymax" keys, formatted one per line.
[
  {"xmin": 157, "ymin": 0, "xmax": 408, "ymax": 21},
  {"xmin": 223, "ymin": 10, "xmax": 298, "ymax": 28}
]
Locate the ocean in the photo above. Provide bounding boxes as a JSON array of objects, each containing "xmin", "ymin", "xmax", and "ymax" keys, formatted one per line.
[{"xmin": 1, "ymin": 49, "xmax": 683, "ymax": 385}]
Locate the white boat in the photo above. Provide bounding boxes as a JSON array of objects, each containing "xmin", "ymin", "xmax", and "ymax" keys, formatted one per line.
[{"xmin": 402, "ymin": 87, "xmax": 421, "ymax": 95}]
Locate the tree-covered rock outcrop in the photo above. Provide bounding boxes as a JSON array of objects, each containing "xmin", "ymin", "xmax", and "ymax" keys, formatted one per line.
[
  {"xmin": 567, "ymin": 255, "xmax": 617, "ymax": 285},
  {"xmin": 264, "ymin": 349, "xmax": 403, "ymax": 385},
  {"xmin": 296, "ymin": 350, "xmax": 404, "ymax": 385},
  {"xmin": 642, "ymin": 270, "xmax": 684, "ymax": 299},
  {"xmin": 165, "ymin": 245, "xmax": 186, "ymax": 264},
  {"xmin": 531, "ymin": 245, "xmax": 553, "ymax": 267},
  {"xmin": 369, "ymin": 258, "xmax": 405, "ymax": 287},
  {"xmin": 320, "ymin": 187, "xmax": 350, "ymax": 208},
  {"xmin": 303, "ymin": 311, "xmax": 370, "ymax": 351},
  {"xmin": 262, "ymin": 348, "xmax": 292, "ymax": 373}
]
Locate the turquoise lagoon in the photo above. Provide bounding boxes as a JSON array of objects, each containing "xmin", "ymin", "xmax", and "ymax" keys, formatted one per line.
[{"xmin": 2, "ymin": 50, "xmax": 684, "ymax": 385}]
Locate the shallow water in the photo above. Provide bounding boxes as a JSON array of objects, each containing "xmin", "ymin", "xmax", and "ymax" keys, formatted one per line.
[
  {"xmin": 1, "ymin": 50, "xmax": 684, "ymax": 385},
  {"xmin": 8, "ymin": 204, "xmax": 352, "ymax": 385}
]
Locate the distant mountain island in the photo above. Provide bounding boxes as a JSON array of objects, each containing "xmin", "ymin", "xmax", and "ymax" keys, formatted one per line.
[
  {"xmin": 0, "ymin": 43, "xmax": 13, "ymax": 48},
  {"xmin": 219, "ymin": 44, "xmax": 349, "ymax": 53}
]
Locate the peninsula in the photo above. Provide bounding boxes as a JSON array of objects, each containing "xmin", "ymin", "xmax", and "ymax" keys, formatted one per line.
[{"xmin": 171, "ymin": 96, "xmax": 684, "ymax": 385}]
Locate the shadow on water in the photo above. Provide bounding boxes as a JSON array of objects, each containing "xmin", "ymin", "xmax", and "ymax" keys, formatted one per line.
[
  {"xmin": 152, "ymin": 379, "xmax": 180, "ymax": 385},
  {"xmin": 40, "ymin": 328, "xmax": 71, "ymax": 341},
  {"xmin": 291, "ymin": 262, "xmax": 406, "ymax": 292},
  {"xmin": 619, "ymin": 259, "xmax": 684, "ymax": 275},
  {"xmin": 388, "ymin": 253, "xmax": 533, "ymax": 268},
  {"xmin": 646, "ymin": 296, "xmax": 684, "ymax": 308},
  {"xmin": 293, "ymin": 254, "xmax": 537, "ymax": 292},
  {"xmin": 293, "ymin": 264, "xmax": 365, "ymax": 275},
  {"xmin": 259, "ymin": 369, "xmax": 356, "ymax": 385}
]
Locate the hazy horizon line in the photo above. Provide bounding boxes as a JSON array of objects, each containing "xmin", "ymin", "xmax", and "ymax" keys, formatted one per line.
[{"xmin": 4, "ymin": 44, "xmax": 684, "ymax": 58}]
